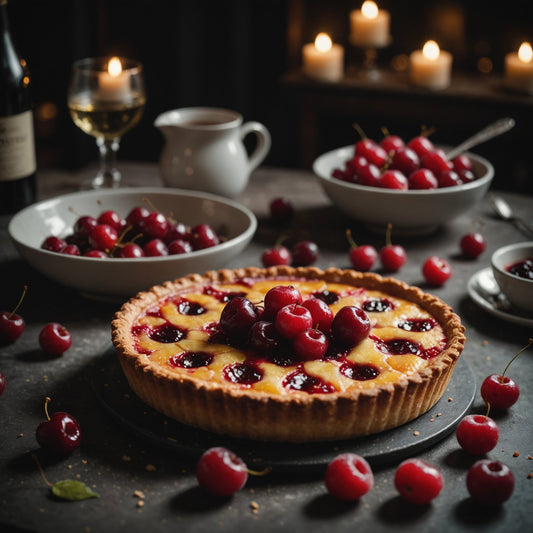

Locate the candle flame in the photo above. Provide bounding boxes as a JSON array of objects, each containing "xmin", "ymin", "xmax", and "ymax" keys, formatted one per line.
[
  {"xmin": 362, "ymin": 1, "xmax": 378, "ymax": 19},
  {"xmin": 423, "ymin": 40, "xmax": 440, "ymax": 61},
  {"xmin": 315, "ymin": 32, "xmax": 332, "ymax": 53},
  {"xmin": 518, "ymin": 42, "xmax": 532, "ymax": 63},
  {"xmin": 107, "ymin": 57, "xmax": 123, "ymax": 77}
]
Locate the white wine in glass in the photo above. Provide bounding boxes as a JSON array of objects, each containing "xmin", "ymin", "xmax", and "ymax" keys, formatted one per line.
[{"xmin": 68, "ymin": 57, "xmax": 146, "ymax": 188}]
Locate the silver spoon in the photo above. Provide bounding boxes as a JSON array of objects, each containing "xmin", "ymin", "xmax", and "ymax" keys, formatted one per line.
[
  {"xmin": 445, "ymin": 117, "xmax": 515, "ymax": 160},
  {"xmin": 489, "ymin": 193, "xmax": 533, "ymax": 238}
]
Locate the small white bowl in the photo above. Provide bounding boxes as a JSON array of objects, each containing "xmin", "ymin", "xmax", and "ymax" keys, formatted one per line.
[
  {"xmin": 491, "ymin": 242, "xmax": 533, "ymax": 312},
  {"xmin": 8, "ymin": 188, "xmax": 257, "ymax": 299},
  {"xmin": 313, "ymin": 145, "xmax": 494, "ymax": 235}
]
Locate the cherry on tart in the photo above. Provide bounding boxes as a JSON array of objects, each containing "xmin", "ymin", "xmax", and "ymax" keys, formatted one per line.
[
  {"xmin": 196, "ymin": 446, "xmax": 248, "ymax": 497},
  {"xmin": 39, "ymin": 323, "xmax": 72, "ymax": 356},
  {"xmin": 0, "ymin": 286, "xmax": 27, "ymax": 343},
  {"xmin": 35, "ymin": 397, "xmax": 81, "ymax": 455},
  {"xmin": 480, "ymin": 338, "xmax": 532, "ymax": 410},
  {"xmin": 111, "ymin": 266, "xmax": 465, "ymax": 442},
  {"xmin": 455, "ymin": 414, "xmax": 499, "ymax": 455},
  {"xmin": 466, "ymin": 459, "xmax": 514, "ymax": 505},
  {"xmin": 394, "ymin": 458, "xmax": 444, "ymax": 505},
  {"xmin": 422, "ymin": 256, "xmax": 452, "ymax": 286},
  {"xmin": 325, "ymin": 453, "xmax": 374, "ymax": 501}
]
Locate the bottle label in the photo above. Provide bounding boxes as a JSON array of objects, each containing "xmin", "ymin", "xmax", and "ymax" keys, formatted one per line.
[{"xmin": 0, "ymin": 110, "xmax": 37, "ymax": 181}]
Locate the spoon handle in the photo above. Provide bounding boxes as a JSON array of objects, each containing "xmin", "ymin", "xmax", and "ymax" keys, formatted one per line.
[{"xmin": 445, "ymin": 117, "xmax": 515, "ymax": 160}]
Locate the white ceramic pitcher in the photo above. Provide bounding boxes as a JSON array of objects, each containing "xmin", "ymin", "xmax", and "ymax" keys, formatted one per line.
[{"xmin": 154, "ymin": 107, "xmax": 271, "ymax": 197}]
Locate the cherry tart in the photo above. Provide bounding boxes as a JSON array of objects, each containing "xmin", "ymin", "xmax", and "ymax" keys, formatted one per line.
[{"xmin": 111, "ymin": 267, "xmax": 465, "ymax": 442}]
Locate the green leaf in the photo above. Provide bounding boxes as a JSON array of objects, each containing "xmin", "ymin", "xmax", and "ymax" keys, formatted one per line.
[{"xmin": 51, "ymin": 480, "xmax": 99, "ymax": 501}]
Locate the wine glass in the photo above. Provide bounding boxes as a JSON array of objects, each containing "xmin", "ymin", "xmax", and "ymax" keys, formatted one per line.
[{"xmin": 67, "ymin": 57, "xmax": 146, "ymax": 189}]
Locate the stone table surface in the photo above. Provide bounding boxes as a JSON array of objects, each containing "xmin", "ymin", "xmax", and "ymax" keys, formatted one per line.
[{"xmin": 1, "ymin": 163, "xmax": 532, "ymax": 533}]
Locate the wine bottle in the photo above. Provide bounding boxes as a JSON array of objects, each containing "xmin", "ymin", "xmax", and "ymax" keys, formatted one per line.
[{"xmin": 0, "ymin": 0, "xmax": 37, "ymax": 214}]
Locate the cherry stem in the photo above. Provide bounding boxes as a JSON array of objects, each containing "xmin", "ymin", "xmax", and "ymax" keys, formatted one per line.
[
  {"xmin": 485, "ymin": 401, "xmax": 491, "ymax": 418},
  {"xmin": 385, "ymin": 223, "xmax": 393, "ymax": 247},
  {"xmin": 44, "ymin": 396, "xmax": 51, "ymax": 421},
  {"xmin": 500, "ymin": 338, "xmax": 533, "ymax": 381},
  {"xmin": 246, "ymin": 466, "xmax": 272, "ymax": 477},
  {"xmin": 274, "ymin": 233, "xmax": 289, "ymax": 249},
  {"xmin": 31, "ymin": 453, "xmax": 53, "ymax": 487},
  {"xmin": 420, "ymin": 125, "xmax": 436, "ymax": 138},
  {"xmin": 380, "ymin": 126, "xmax": 390, "ymax": 138},
  {"xmin": 473, "ymin": 218, "xmax": 485, "ymax": 233},
  {"xmin": 8, "ymin": 285, "xmax": 28, "ymax": 319},
  {"xmin": 352, "ymin": 122, "xmax": 367, "ymax": 140},
  {"xmin": 346, "ymin": 229, "xmax": 358, "ymax": 249}
]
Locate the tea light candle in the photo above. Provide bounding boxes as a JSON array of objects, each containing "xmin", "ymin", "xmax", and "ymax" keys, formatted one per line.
[
  {"xmin": 302, "ymin": 33, "xmax": 344, "ymax": 82},
  {"xmin": 504, "ymin": 42, "xmax": 533, "ymax": 94},
  {"xmin": 350, "ymin": 1, "xmax": 390, "ymax": 48},
  {"xmin": 409, "ymin": 40, "xmax": 453, "ymax": 90},
  {"xmin": 98, "ymin": 57, "xmax": 131, "ymax": 101}
]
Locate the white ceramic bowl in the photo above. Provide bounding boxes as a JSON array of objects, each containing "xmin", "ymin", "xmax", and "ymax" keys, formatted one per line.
[
  {"xmin": 8, "ymin": 188, "xmax": 257, "ymax": 299},
  {"xmin": 313, "ymin": 145, "xmax": 494, "ymax": 235},
  {"xmin": 491, "ymin": 242, "xmax": 533, "ymax": 312}
]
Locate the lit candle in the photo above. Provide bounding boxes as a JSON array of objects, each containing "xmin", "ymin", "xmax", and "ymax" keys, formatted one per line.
[
  {"xmin": 349, "ymin": 1, "xmax": 390, "ymax": 48},
  {"xmin": 409, "ymin": 40, "xmax": 453, "ymax": 90},
  {"xmin": 302, "ymin": 33, "xmax": 344, "ymax": 82},
  {"xmin": 98, "ymin": 57, "xmax": 131, "ymax": 101},
  {"xmin": 504, "ymin": 42, "xmax": 533, "ymax": 94}
]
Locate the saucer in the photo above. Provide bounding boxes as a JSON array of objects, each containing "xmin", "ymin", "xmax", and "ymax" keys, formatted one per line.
[{"xmin": 467, "ymin": 267, "xmax": 533, "ymax": 327}]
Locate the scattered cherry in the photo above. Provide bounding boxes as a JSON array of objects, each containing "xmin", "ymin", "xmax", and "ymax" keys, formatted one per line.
[
  {"xmin": 325, "ymin": 453, "xmax": 374, "ymax": 501},
  {"xmin": 346, "ymin": 229, "xmax": 377, "ymax": 272},
  {"xmin": 269, "ymin": 197, "xmax": 294, "ymax": 224},
  {"xmin": 394, "ymin": 458, "xmax": 444, "ymax": 505},
  {"xmin": 456, "ymin": 413, "xmax": 499, "ymax": 455},
  {"xmin": 380, "ymin": 224, "xmax": 406, "ymax": 272},
  {"xmin": 291, "ymin": 240, "xmax": 319, "ymax": 266},
  {"xmin": 262, "ymin": 235, "xmax": 292, "ymax": 267},
  {"xmin": 466, "ymin": 459, "xmax": 514, "ymax": 505},
  {"xmin": 196, "ymin": 446, "xmax": 248, "ymax": 497},
  {"xmin": 39, "ymin": 322, "xmax": 72, "ymax": 356},
  {"xmin": 480, "ymin": 338, "xmax": 531, "ymax": 410},
  {"xmin": 422, "ymin": 256, "xmax": 452, "ymax": 286},
  {"xmin": 0, "ymin": 285, "xmax": 27, "ymax": 343},
  {"xmin": 460, "ymin": 231, "xmax": 486, "ymax": 259},
  {"xmin": 35, "ymin": 397, "xmax": 81, "ymax": 455}
]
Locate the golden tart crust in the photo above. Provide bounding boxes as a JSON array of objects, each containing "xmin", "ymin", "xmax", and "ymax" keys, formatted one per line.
[{"xmin": 111, "ymin": 266, "xmax": 465, "ymax": 442}]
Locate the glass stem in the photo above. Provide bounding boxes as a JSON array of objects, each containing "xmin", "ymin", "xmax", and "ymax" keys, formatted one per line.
[{"xmin": 95, "ymin": 137, "xmax": 121, "ymax": 188}]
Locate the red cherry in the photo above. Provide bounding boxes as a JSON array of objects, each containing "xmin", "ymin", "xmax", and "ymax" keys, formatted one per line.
[
  {"xmin": 41, "ymin": 235, "xmax": 67, "ymax": 253},
  {"xmin": 168, "ymin": 239, "xmax": 193, "ymax": 255},
  {"xmin": 466, "ymin": 460, "xmax": 514, "ymax": 505},
  {"xmin": 97, "ymin": 210, "xmax": 125, "ymax": 231},
  {"xmin": 331, "ymin": 306, "xmax": 370, "ymax": 347},
  {"xmin": 116, "ymin": 243, "xmax": 145, "ymax": 258},
  {"xmin": 39, "ymin": 322, "xmax": 72, "ymax": 356},
  {"xmin": 408, "ymin": 168, "xmax": 438, "ymax": 190},
  {"xmin": 421, "ymin": 151, "xmax": 452, "ymax": 177},
  {"xmin": 291, "ymin": 240, "xmax": 319, "ymax": 266},
  {"xmin": 380, "ymin": 130, "xmax": 405, "ymax": 153},
  {"xmin": 345, "ymin": 154, "xmax": 369, "ymax": 181},
  {"xmin": 84, "ymin": 249, "xmax": 108, "ymax": 258},
  {"xmin": 61, "ymin": 244, "xmax": 81, "ymax": 256},
  {"xmin": 422, "ymin": 256, "xmax": 452, "ymax": 286},
  {"xmin": 264, "ymin": 285, "xmax": 302, "ymax": 318},
  {"xmin": 88, "ymin": 224, "xmax": 119, "ymax": 252},
  {"xmin": 143, "ymin": 239, "xmax": 169, "ymax": 257},
  {"xmin": 325, "ymin": 453, "xmax": 374, "ymax": 501},
  {"xmin": 0, "ymin": 286, "xmax": 27, "ymax": 343},
  {"xmin": 457, "ymin": 168, "xmax": 476, "ymax": 183},
  {"xmin": 456, "ymin": 414, "xmax": 499, "ymax": 455},
  {"xmin": 139, "ymin": 211, "xmax": 170, "ymax": 240},
  {"xmin": 73, "ymin": 215, "xmax": 98, "ymax": 239},
  {"xmin": 196, "ymin": 447, "xmax": 248, "ymax": 497},
  {"xmin": 480, "ymin": 338, "xmax": 531, "ymax": 410},
  {"xmin": 293, "ymin": 328, "xmax": 328, "ymax": 360},
  {"xmin": 248, "ymin": 321, "xmax": 281, "ymax": 353},
  {"xmin": 460, "ymin": 232, "xmax": 486, "ymax": 259},
  {"xmin": 452, "ymin": 153, "xmax": 473, "ymax": 173},
  {"xmin": 407, "ymin": 134, "xmax": 435, "ymax": 158},
  {"xmin": 346, "ymin": 229, "xmax": 377, "ymax": 272},
  {"xmin": 190, "ymin": 223, "xmax": 220, "ymax": 250},
  {"xmin": 126, "ymin": 205, "xmax": 150, "ymax": 230},
  {"xmin": 390, "ymin": 147, "xmax": 420, "ymax": 176},
  {"xmin": 262, "ymin": 244, "xmax": 292, "ymax": 267},
  {"xmin": 354, "ymin": 137, "xmax": 387, "ymax": 168},
  {"xmin": 35, "ymin": 397, "xmax": 81, "ymax": 455},
  {"xmin": 275, "ymin": 304, "xmax": 313, "ymax": 339},
  {"xmin": 301, "ymin": 297, "xmax": 334, "ymax": 333},
  {"xmin": 380, "ymin": 169, "xmax": 408, "ymax": 190},
  {"xmin": 220, "ymin": 296, "xmax": 259, "ymax": 340},
  {"xmin": 0, "ymin": 372, "xmax": 6, "ymax": 396},
  {"xmin": 437, "ymin": 169, "xmax": 462, "ymax": 188},
  {"xmin": 269, "ymin": 197, "xmax": 294, "ymax": 224},
  {"xmin": 394, "ymin": 458, "xmax": 444, "ymax": 505},
  {"xmin": 379, "ymin": 224, "xmax": 406, "ymax": 272},
  {"xmin": 164, "ymin": 220, "xmax": 190, "ymax": 244}
]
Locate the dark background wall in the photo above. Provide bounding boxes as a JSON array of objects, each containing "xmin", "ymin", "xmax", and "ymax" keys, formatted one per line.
[{"xmin": 6, "ymin": 0, "xmax": 533, "ymax": 193}]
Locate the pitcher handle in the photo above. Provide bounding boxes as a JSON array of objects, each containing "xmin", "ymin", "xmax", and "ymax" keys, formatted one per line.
[{"xmin": 239, "ymin": 121, "xmax": 271, "ymax": 173}]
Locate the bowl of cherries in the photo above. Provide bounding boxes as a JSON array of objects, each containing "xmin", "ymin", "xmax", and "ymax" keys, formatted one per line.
[
  {"xmin": 8, "ymin": 188, "xmax": 256, "ymax": 299},
  {"xmin": 313, "ymin": 131, "xmax": 494, "ymax": 235},
  {"xmin": 491, "ymin": 241, "xmax": 533, "ymax": 312}
]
